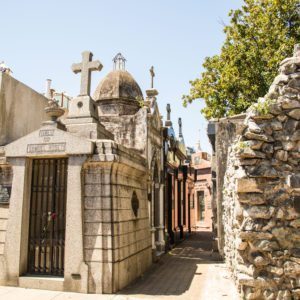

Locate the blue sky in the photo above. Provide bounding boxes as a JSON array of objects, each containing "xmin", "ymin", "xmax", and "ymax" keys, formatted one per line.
[{"xmin": 0, "ymin": 0, "xmax": 243, "ymax": 152}]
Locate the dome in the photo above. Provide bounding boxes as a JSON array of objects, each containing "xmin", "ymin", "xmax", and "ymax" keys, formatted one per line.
[{"xmin": 93, "ymin": 69, "xmax": 143, "ymax": 102}]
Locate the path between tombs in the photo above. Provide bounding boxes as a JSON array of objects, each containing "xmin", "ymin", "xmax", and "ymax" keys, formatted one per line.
[{"xmin": 0, "ymin": 232, "xmax": 239, "ymax": 300}]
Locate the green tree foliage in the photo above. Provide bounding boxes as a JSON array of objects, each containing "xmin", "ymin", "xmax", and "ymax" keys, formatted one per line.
[{"xmin": 183, "ymin": 0, "xmax": 300, "ymax": 119}]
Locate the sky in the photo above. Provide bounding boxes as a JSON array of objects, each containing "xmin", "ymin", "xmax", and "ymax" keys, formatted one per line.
[{"xmin": 0, "ymin": 0, "xmax": 243, "ymax": 153}]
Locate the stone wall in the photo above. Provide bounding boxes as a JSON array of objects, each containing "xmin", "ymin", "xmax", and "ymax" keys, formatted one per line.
[
  {"xmin": 215, "ymin": 114, "xmax": 246, "ymax": 255},
  {"xmin": 0, "ymin": 148, "xmax": 11, "ymax": 281},
  {"xmin": 99, "ymin": 108, "xmax": 148, "ymax": 155},
  {"xmin": 0, "ymin": 72, "xmax": 50, "ymax": 146},
  {"xmin": 83, "ymin": 141, "xmax": 151, "ymax": 293},
  {"xmin": 222, "ymin": 45, "xmax": 300, "ymax": 299}
]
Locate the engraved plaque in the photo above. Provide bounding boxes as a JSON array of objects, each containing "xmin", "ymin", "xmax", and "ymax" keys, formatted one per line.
[{"xmin": 27, "ymin": 143, "xmax": 66, "ymax": 154}]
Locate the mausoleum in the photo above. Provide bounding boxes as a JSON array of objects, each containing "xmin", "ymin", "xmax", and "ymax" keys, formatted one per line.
[{"xmin": 0, "ymin": 51, "xmax": 164, "ymax": 293}]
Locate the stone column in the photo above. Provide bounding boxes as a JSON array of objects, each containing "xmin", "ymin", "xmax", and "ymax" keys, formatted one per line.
[
  {"xmin": 64, "ymin": 155, "xmax": 88, "ymax": 293},
  {"xmin": 156, "ymin": 183, "xmax": 165, "ymax": 252},
  {"xmin": 4, "ymin": 158, "xmax": 30, "ymax": 285},
  {"xmin": 150, "ymin": 183, "xmax": 156, "ymax": 254}
]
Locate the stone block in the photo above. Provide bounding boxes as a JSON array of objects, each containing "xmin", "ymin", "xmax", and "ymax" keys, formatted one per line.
[
  {"xmin": 84, "ymin": 172, "xmax": 102, "ymax": 184},
  {"xmin": 243, "ymin": 206, "xmax": 275, "ymax": 219},
  {"xmin": 84, "ymin": 249, "xmax": 113, "ymax": 262},
  {"xmin": 237, "ymin": 178, "xmax": 263, "ymax": 193},
  {"xmin": 288, "ymin": 109, "xmax": 300, "ymax": 120},
  {"xmin": 0, "ymin": 232, "xmax": 5, "ymax": 243},
  {"xmin": 84, "ymin": 222, "xmax": 115, "ymax": 236},
  {"xmin": 85, "ymin": 184, "xmax": 101, "ymax": 197},
  {"xmin": 87, "ymin": 262, "xmax": 103, "ymax": 294},
  {"xmin": 288, "ymin": 174, "xmax": 300, "ymax": 190},
  {"xmin": 84, "ymin": 235, "xmax": 113, "ymax": 249},
  {"xmin": 0, "ymin": 219, "xmax": 7, "ymax": 231},
  {"xmin": 0, "ymin": 208, "xmax": 9, "ymax": 219},
  {"xmin": 284, "ymin": 261, "xmax": 300, "ymax": 276},
  {"xmin": 238, "ymin": 193, "xmax": 265, "ymax": 205}
]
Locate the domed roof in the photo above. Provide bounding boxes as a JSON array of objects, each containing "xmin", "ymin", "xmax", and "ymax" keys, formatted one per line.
[{"xmin": 93, "ymin": 69, "xmax": 143, "ymax": 101}]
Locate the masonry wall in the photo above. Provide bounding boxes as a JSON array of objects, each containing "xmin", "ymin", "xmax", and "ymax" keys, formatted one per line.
[
  {"xmin": 83, "ymin": 150, "xmax": 151, "ymax": 293},
  {"xmin": 222, "ymin": 46, "xmax": 300, "ymax": 299},
  {"xmin": 215, "ymin": 115, "xmax": 245, "ymax": 254},
  {"xmin": 0, "ymin": 153, "xmax": 12, "ymax": 280},
  {"xmin": 0, "ymin": 72, "xmax": 49, "ymax": 146}
]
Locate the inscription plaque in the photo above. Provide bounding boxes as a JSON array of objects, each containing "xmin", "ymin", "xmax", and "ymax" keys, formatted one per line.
[
  {"xmin": 39, "ymin": 129, "xmax": 55, "ymax": 137},
  {"xmin": 27, "ymin": 143, "xmax": 66, "ymax": 154}
]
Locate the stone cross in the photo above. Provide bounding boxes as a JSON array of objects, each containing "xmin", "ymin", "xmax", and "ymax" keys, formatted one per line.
[
  {"xmin": 72, "ymin": 51, "xmax": 103, "ymax": 96},
  {"xmin": 166, "ymin": 103, "xmax": 171, "ymax": 121},
  {"xmin": 150, "ymin": 66, "xmax": 155, "ymax": 88},
  {"xmin": 178, "ymin": 118, "xmax": 183, "ymax": 137}
]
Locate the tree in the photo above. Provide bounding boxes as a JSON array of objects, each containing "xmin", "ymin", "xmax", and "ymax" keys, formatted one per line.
[{"xmin": 183, "ymin": 0, "xmax": 300, "ymax": 120}]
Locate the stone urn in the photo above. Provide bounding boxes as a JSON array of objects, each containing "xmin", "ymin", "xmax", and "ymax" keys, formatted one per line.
[{"xmin": 45, "ymin": 99, "xmax": 65, "ymax": 121}]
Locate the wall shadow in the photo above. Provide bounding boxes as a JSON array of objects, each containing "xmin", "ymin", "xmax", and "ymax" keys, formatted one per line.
[{"xmin": 119, "ymin": 231, "xmax": 223, "ymax": 296}]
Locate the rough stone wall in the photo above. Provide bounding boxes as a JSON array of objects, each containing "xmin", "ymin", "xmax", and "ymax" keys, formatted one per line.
[
  {"xmin": 83, "ymin": 141, "xmax": 151, "ymax": 293},
  {"xmin": 215, "ymin": 115, "xmax": 246, "ymax": 255},
  {"xmin": 0, "ymin": 72, "xmax": 49, "ymax": 146},
  {"xmin": 223, "ymin": 46, "xmax": 300, "ymax": 299}
]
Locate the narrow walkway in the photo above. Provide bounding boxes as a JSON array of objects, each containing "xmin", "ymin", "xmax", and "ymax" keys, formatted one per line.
[
  {"xmin": 120, "ymin": 231, "xmax": 239, "ymax": 299},
  {"xmin": 0, "ymin": 232, "xmax": 239, "ymax": 300}
]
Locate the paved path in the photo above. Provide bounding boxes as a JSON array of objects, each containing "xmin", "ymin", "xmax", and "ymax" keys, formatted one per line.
[{"xmin": 0, "ymin": 232, "xmax": 239, "ymax": 300}]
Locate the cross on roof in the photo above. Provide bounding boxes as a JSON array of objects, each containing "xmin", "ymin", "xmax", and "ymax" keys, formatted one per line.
[
  {"xmin": 166, "ymin": 103, "xmax": 171, "ymax": 121},
  {"xmin": 178, "ymin": 118, "xmax": 183, "ymax": 137},
  {"xmin": 72, "ymin": 51, "xmax": 103, "ymax": 96},
  {"xmin": 150, "ymin": 66, "xmax": 155, "ymax": 88}
]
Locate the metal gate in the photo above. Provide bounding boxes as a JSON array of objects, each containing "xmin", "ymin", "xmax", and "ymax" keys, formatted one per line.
[{"xmin": 27, "ymin": 158, "xmax": 67, "ymax": 276}]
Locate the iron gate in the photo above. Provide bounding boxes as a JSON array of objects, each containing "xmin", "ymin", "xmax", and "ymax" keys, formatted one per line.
[{"xmin": 27, "ymin": 158, "xmax": 67, "ymax": 276}]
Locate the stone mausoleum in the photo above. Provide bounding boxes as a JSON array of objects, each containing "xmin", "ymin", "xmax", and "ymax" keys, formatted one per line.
[{"xmin": 0, "ymin": 51, "xmax": 165, "ymax": 293}]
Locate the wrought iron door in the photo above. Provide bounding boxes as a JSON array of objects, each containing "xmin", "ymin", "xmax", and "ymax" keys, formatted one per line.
[{"xmin": 27, "ymin": 158, "xmax": 67, "ymax": 276}]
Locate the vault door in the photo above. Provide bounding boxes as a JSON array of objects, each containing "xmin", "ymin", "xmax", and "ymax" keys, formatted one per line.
[{"xmin": 28, "ymin": 158, "xmax": 67, "ymax": 276}]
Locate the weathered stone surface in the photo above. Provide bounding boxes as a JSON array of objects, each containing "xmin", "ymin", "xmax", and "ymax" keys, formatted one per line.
[
  {"xmin": 248, "ymin": 140, "xmax": 264, "ymax": 150},
  {"xmin": 239, "ymin": 148, "xmax": 266, "ymax": 159},
  {"xmin": 252, "ymin": 240, "xmax": 280, "ymax": 252},
  {"xmin": 262, "ymin": 143, "xmax": 274, "ymax": 154},
  {"xmin": 237, "ymin": 178, "xmax": 263, "ymax": 193},
  {"xmin": 239, "ymin": 231, "xmax": 273, "ymax": 241},
  {"xmin": 291, "ymin": 130, "xmax": 300, "ymax": 141},
  {"xmin": 288, "ymin": 109, "xmax": 300, "ymax": 120},
  {"xmin": 275, "ymin": 150, "xmax": 288, "ymax": 161},
  {"xmin": 245, "ymin": 164, "xmax": 278, "ymax": 178},
  {"xmin": 238, "ymin": 193, "xmax": 265, "ymax": 205},
  {"xmin": 284, "ymin": 261, "xmax": 300, "ymax": 276},
  {"xmin": 222, "ymin": 46, "xmax": 300, "ymax": 299},
  {"xmin": 270, "ymin": 120, "xmax": 283, "ymax": 131},
  {"xmin": 267, "ymin": 265, "xmax": 284, "ymax": 276},
  {"xmin": 240, "ymin": 159, "xmax": 260, "ymax": 166},
  {"xmin": 244, "ymin": 131, "xmax": 274, "ymax": 142},
  {"xmin": 244, "ymin": 206, "xmax": 275, "ymax": 219},
  {"xmin": 248, "ymin": 121, "xmax": 262, "ymax": 134},
  {"xmin": 272, "ymin": 227, "xmax": 300, "ymax": 249},
  {"xmin": 290, "ymin": 219, "xmax": 300, "ymax": 228},
  {"xmin": 281, "ymin": 98, "xmax": 300, "ymax": 109}
]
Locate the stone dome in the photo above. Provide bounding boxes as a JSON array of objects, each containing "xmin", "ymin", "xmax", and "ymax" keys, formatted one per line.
[{"xmin": 93, "ymin": 69, "xmax": 143, "ymax": 101}]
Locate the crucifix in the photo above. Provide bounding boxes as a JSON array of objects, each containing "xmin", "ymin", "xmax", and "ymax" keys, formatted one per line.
[
  {"xmin": 166, "ymin": 103, "xmax": 171, "ymax": 121},
  {"xmin": 72, "ymin": 51, "xmax": 103, "ymax": 96},
  {"xmin": 178, "ymin": 118, "xmax": 183, "ymax": 137},
  {"xmin": 150, "ymin": 66, "xmax": 155, "ymax": 88}
]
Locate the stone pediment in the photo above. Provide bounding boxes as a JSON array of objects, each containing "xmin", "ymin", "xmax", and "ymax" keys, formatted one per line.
[{"xmin": 5, "ymin": 124, "xmax": 94, "ymax": 157}]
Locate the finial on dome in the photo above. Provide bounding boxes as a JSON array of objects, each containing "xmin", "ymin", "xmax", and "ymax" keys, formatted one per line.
[{"xmin": 113, "ymin": 53, "xmax": 126, "ymax": 70}]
